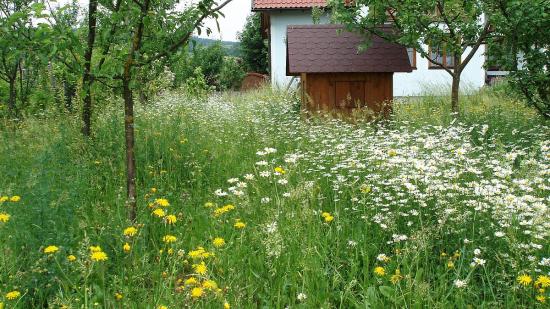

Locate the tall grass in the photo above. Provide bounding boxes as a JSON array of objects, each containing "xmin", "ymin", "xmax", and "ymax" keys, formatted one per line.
[{"xmin": 0, "ymin": 87, "xmax": 548, "ymax": 308}]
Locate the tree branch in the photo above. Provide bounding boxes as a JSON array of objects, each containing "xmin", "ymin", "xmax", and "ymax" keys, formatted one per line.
[{"xmin": 137, "ymin": 0, "xmax": 233, "ymax": 67}]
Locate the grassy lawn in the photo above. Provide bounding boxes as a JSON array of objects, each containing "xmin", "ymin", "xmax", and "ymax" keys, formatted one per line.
[{"xmin": 0, "ymin": 87, "xmax": 548, "ymax": 308}]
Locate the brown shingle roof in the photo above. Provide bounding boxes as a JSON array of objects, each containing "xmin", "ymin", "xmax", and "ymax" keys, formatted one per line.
[
  {"xmin": 252, "ymin": 0, "xmax": 327, "ymax": 10},
  {"xmin": 286, "ymin": 25, "xmax": 412, "ymax": 75}
]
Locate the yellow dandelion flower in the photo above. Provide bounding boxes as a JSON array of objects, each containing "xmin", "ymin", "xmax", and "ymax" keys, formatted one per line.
[
  {"xmin": 213, "ymin": 237, "xmax": 225, "ymax": 248},
  {"xmin": 535, "ymin": 275, "xmax": 550, "ymax": 288},
  {"xmin": 274, "ymin": 166, "xmax": 286, "ymax": 174},
  {"xmin": 536, "ymin": 295, "xmax": 546, "ymax": 303},
  {"xmin": 155, "ymin": 198, "xmax": 170, "ymax": 207},
  {"xmin": 202, "ymin": 280, "xmax": 218, "ymax": 290},
  {"xmin": 114, "ymin": 292, "xmax": 123, "ymax": 300},
  {"xmin": 6, "ymin": 290, "xmax": 21, "ymax": 300},
  {"xmin": 388, "ymin": 149, "xmax": 397, "ymax": 157},
  {"xmin": 234, "ymin": 221, "xmax": 246, "ymax": 229},
  {"xmin": 447, "ymin": 261, "xmax": 455, "ymax": 269},
  {"xmin": 390, "ymin": 269, "xmax": 403, "ymax": 284},
  {"xmin": 204, "ymin": 202, "xmax": 215, "ymax": 208},
  {"xmin": 123, "ymin": 226, "xmax": 138, "ymax": 237},
  {"xmin": 191, "ymin": 287, "xmax": 203, "ymax": 298},
  {"xmin": 324, "ymin": 215, "xmax": 334, "ymax": 223},
  {"xmin": 185, "ymin": 277, "xmax": 198, "ymax": 286},
  {"xmin": 193, "ymin": 261, "xmax": 207, "ymax": 275},
  {"xmin": 44, "ymin": 245, "xmax": 59, "ymax": 254},
  {"xmin": 67, "ymin": 255, "xmax": 76, "ymax": 262},
  {"xmin": 165, "ymin": 214, "xmax": 177, "ymax": 224},
  {"xmin": 374, "ymin": 266, "xmax": 386, "ymax": 276},
  {"xmin": 213, "ymin": 204, "xmax": 235, "ymax": 217},
  {"xmin": 9, "ymin": 196, "xmax": 21, "ymax": 202},
  {"xmin": 224, "ymin": 301, "xmax": 230, "ymax": 309},
  {"xmin": 90, "ymin": 251, "xmax": 108, "ymax": 262},
  {"xmin": 89, "ymin": 246, "xmax": 102, "ymax": 253},
  {"xmin": 517, "ymin": 274, "xmax": 532, "ymax": 286},
  {"xmin": 157, "ymin": 305, "xmax": 168, "ymax": 309},
  {"xmin": 188, "ymin": 247, "xmax": 206, "ymax": 259},
  {"xmin": 0, "ymin": 196, "xmax": 8, "ymax": 203},
  {"xmin": 151, "ymin": 187, "xmax": 157, "ymax": 193},
  {"xmin": 163, "ymin": 235, "xmax": 177, "ymax": 243},
  {"xmin": 0, "ymin": 213, "xmax": 10, "ymax": 223},
  {"xmin": 153, "ymin": 208, "xmax": 166, "ymax": 217},
  {"xmin": 123, "ymin": 243, "xmax": 131, "ymax": 252},
  {"xmin": 360, "ymin": 184, "xmax": 371, "ymax": 194}
]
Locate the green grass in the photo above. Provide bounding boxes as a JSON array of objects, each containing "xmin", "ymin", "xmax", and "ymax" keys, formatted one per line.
[{"xmin": 0, "ymin": 87, "xmax": 548, "ymax": 308}]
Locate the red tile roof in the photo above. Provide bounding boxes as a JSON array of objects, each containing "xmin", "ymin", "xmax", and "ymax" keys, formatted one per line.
[
  {"xmin": 286, "ymin": 25, "xmax": 412, "ymax": 74},
  {"xmin": 252, "ymin": 0, "xmax": 327, "ymax": 10}
]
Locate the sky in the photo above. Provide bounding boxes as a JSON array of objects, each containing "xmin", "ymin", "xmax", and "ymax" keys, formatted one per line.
[{"xmin": 55, "ymin": 0, "xmax": 251, "ymax": 42}]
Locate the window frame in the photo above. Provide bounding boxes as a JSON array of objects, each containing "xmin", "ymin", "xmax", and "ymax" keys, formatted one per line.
[
  {"xmin": 427, "ymin": 44, "xmax": 455, "ymax": 69},
  {"xmin": 407, "ymin": 47, "xmax": 417, "ymax": 70}
]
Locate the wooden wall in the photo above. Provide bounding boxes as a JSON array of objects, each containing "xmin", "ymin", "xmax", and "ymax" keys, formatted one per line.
[{"xmin": 301, "ymin": 73, "xmax": 393, "ymax": 116}]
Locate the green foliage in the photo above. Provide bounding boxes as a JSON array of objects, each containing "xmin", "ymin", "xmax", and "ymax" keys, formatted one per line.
[
  {"xmin": 218, "ymin": 57, "xmax": 246, "ymax": 90},
  {"xmin": 0, "ymin": 89, "xmax": 548, "ymax": 307},
  {"xmin": 193, "ymin": 43, "xmax": 227, "ymax": 88},
  {"xmin": 486, "ymin": 0, "xmax": 550, "ymax": 118},
  {"xmin": 173, "ymin": 42, "xmax": 245, "ymax": 91},
  {"xmin": 238, "ymin": 13, "xmax": 268, "ymax": 74},
  {"xmin": 184, "ymin": 67, "xmax": 213, "ymax": 98}
]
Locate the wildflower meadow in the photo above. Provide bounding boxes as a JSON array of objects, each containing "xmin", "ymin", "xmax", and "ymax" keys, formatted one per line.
[{"xmin": 0, "ymin": 88, "xmax": 549, "ymax": 308}]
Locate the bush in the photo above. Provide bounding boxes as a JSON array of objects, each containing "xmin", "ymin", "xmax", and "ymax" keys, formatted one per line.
[{"xmin": 218, "ymin": 57, "xmax": 246, "ymax": 90}]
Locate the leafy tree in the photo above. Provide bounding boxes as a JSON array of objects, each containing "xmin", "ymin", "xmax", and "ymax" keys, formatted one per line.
[
  {"xmin": 0, "ymin": 1, "xmax": 38, "ymax": 115},
  {"xmin": 488, "ymin": 0, "xmax": 549, "ymax": 118},
  {"xmin": 110, "ymin": 0, "xmax": 233, "ymax": 221},
  {"xmin": 238, "ymin": 13, "xmax": 268, "ymax": 74},
  {"xmin": 330, "ymin": 0, "xmax": 494, "ymax": 115},
  {"xmin": 219, "ymin": 56, "xmax": 246, "ymax": 90},
  {"xmin": 191, "ymin": 42, "xmax": 226, "ymax": 87}
]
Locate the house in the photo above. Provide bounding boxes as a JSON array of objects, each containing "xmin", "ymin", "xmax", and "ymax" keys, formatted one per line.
[
  {"xmin": 287, "ymin": 24, "xmax": 411, "ymax": 113},
  {"xmin": 251, "ymin": 0, "xmax": 495, "ymax": 97}
]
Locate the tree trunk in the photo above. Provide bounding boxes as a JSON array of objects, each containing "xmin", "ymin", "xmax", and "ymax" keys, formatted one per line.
[
  {"xmin": 8, "ymin": 78, "xmax": 17, "ymax": 115},
  {"xmin": 122, "ymin": 0, "xmax": 151, "ymax": 222},
  {"xmin": 81, "ymin": 0, "xmax": 98, "ymax": 136},
  {"xmin": 451, "ymin": 74, "xmax": 460, "ymax": 115},
  {"xmin": 64, "ymin": 80, "xmax": 76, "ymax": 111},
  {"xmin": 123, "ymin": 77, "xmax": 137, "ymax": 222}
]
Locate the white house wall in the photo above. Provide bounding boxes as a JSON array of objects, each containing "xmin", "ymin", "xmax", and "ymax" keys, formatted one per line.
[
  {"xmin": 270, "ymin": 10, "xmax": 331, "ymax": 88},
  {"xmin": 394, "ymin": 45, "xmax": 486, "ymax": 96},
  {"xmin": 269, "ymin": 11, "xmax": 487, "ymax": 96}
]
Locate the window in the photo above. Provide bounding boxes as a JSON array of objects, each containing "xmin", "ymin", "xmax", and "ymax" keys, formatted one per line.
[
  {"xmin": 428, "ymin": 44, "xmax": 455, "ymax": 69},
  {"xmin": 407, "ymin": 48, "xmax": 416, "ymax": 69}
]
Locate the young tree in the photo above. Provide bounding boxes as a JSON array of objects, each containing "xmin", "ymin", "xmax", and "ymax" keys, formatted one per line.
[
  {"xmin": 115, "ymin": 0, "xmax": 233, "ymax": 221},
  {"xmin": 0, "ymin": 1, "xmax": 34, "ymax": 115},
  {"xmin": 238, "ymin": 13, "xmax": 268, "ymax": 74},
  {"xmin": 330, "ymin": 0, "xmax": 493, "ymax": 114},
  {"xmin": 488, "ymin": 0, "xmax": 549, "ymax": 118},
  {"xmin": 81, "ymin": 0, "xmax": 98, "ymax": 136}
]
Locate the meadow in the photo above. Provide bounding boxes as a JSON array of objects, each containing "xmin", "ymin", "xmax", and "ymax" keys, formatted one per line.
[{"xmin": 0, "ymin": 87, "xmax": 549, "ymax": 308}]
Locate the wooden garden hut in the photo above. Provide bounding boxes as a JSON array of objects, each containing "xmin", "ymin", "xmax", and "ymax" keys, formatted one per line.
[{"xmin": 286, "ymin": 24, "xmax": 412, "ymax": 115}]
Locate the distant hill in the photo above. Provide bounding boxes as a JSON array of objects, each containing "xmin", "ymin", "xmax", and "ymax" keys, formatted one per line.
[{"xmin": 190, "ymin": 37, "xmax": 241, "ymax": 56}]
